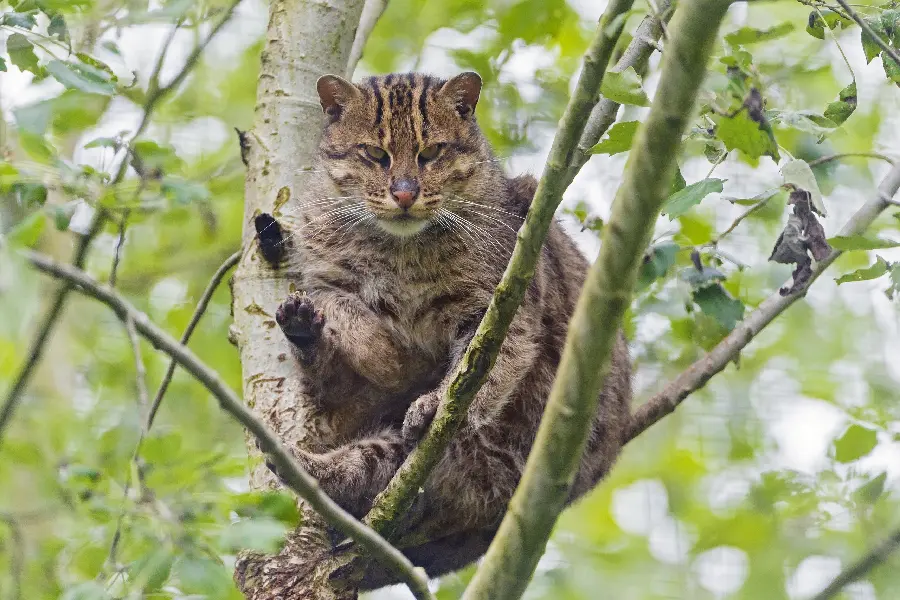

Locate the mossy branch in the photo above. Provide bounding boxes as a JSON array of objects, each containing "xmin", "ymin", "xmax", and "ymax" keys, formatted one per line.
[
  {"xmin": 461, "ymin": 1, "xmax": 732, "ymax": 598},
  {"xmin": 21, "ymin": 251, "xmax": 434, "ymax": 600},
  {"xmin": 363, "ymin": 0, "xmax": 637, "ymax": 536}
]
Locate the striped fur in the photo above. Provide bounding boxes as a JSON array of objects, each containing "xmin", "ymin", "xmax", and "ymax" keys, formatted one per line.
[{"xmin": 272, "ymin": 72, "xmax": 632, "ymax": 587}]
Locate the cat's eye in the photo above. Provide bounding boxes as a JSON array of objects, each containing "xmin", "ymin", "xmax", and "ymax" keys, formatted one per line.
[
  {"xmin": 418, "ymin": 145, "xmax": 442, "ymax": 162},
  {"xmin": 362, "ymin": 144, "xmax": 389, "ymax": 164}
]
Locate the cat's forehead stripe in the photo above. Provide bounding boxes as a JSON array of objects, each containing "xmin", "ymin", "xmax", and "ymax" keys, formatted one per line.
[{"xmin": 364, "ymin": 73, "xmax": 446, "ymax": 152}]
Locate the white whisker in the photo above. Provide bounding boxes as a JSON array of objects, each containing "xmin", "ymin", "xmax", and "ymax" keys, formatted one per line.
[{"xmin": 446, "ymin": 196, "xmax": 526, "ymax": 220}]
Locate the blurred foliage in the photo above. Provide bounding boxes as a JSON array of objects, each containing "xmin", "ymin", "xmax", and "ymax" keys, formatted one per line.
[{"xmin": 1, "ymin": 0, "xmax": 900, "ymax": 599}]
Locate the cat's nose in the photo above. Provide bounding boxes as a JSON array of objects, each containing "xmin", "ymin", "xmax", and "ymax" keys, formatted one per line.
[{"xmin": 390, "ymin": 178, "xmax": 419, "ymax": 209}]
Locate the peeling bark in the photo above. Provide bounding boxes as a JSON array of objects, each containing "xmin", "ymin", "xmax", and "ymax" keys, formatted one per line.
[{"xmin": 231, "ymin": 0, "xmax": 366, "ymax": 597}]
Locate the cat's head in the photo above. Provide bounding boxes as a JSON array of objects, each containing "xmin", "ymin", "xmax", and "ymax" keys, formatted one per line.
[{"xmin": 314, "ymin": 72, "xmax": 495, "ymax": 238}]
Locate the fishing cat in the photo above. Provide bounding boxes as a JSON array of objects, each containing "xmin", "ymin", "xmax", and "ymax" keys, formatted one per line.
[{"xmin": 270, "ymin": 71, "xmax": 632, "ymax": 587}]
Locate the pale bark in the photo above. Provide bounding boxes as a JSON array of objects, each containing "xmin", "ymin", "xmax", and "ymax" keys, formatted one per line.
[{"xmin": 229, "ymin": 0, "xmax": 373, "ymax": 598}]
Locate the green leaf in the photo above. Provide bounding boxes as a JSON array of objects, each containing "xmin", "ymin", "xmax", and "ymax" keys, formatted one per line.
[
  {"xmin": 129, "ymin": 547, "xmax": 174, "ymax": 592},
  {"xmin": 7, "ymin": 211, "xmax": 46, "ymax": 247},
  {"xmin": 52, "ymin": 203, "xmax": 76, "ymax": 231},
  {"xmin": 692, "ymin": 283, "xmax": 745, "ymax": 331},
  {"xmin": 1, "ymin": 11, "xmax": 37, "ymax": 29},
  {"xmin": 60, "ymin": 582, "xmax": 111, "ymax": 600},
  {"xmin": 835, "ymin": 256, "xmax": 891, "ymax": 284},
  {"xmin": 162, "ymin": 177, "xmax": 210, "ymax": 204},
  {"xmin": 781, "ymin": 159, "xmax": 826, "ymax": 216},
  {"xmin": 823, "ymin": 81, "xmax": 856, "ymax": 126},
  {"xmin": 600, "ymin": 67, "xmax": 650, "ymax": 107},
  {"xmin": 861, "ymin": 17, "xmax": 886, "ymax": 64},
  {"xmin": 637, "ymin": 242, "xmax": 679, "ymax": 290},
  {"xmin": 131, "ymin": 140, "xmax": 184, "ymax": 177},
  {"xmin": 888, "ymin": 261, "xmax": 900, "ymax": 300},
  {"xmin": 10, "ymin": 181, "xmax": 47, "ymax": 207},
  {"xmin": 832, "ymin": 423, "xmax": 878, "ymax": 463},
  {"xmin": 681, "ymin": 265, "xmax": 726, "ymax": 287},
  {"xmin": 175, "ymin": 555, "xmax": 241, "ymax": 597},
  {"xmin": 219, "ymin": 517, "xmax": 289, "ymax": 553},
  {"xmin": 716, "ymin": 110, "xmax": 779, "ymax": 163},
  {"xmin": 671, "ymin": 167, "xmax": 686, "ymax": 194},
  {"xmin": 84, "ymin": 136, "xmax": 120, "ymax": 149},
  {"xmin": 17, "ymin": 130, "xmax": 55, "ymax": 163},
  {"xmin": 806, "ymin": 10, "xmax": 850, "ymax": 40},
  {"xmin": 662, "ymin": 178, "xmax": 726, "ymax": 220},
  {"xmin": 589, "ymin": 120, "xmax": 639, "ymax": 155},
  {"xmin": 853, "ymin": 472, "xmax": 887, "ymax": 505},
  {"xmin": 46, "ymin": 60, "xmax": 115, "ymax": 96},
  {"xmin": 234, "ymin": 491, "xmax": 301, "ymax": 525},
  {"xmin": 725, "ymin": 22, "xmax": 794, "ymax": 45},
  {"xmin": 7, "ymin": 33, "xmax": 40, "ymax": 74},
  {"xmin": 828, "ymin": 236, "xmax": 900, "ymax": 250},
  {"xmin": 48, "ymin": 13, "xmax": 68, "ymax": 40},
  {"xmin": 0, "ymin": 57, "xmax": 6, "ymax": 72}
]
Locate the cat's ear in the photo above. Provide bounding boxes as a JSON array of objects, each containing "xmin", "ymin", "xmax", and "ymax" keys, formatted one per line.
[
  {"xmin": 316, "ymin": 74, "xmax": 360, "ymax": 122},
  {"xmin": 439, "ymin": 72, "xmax": 482, "ymax": 118}
]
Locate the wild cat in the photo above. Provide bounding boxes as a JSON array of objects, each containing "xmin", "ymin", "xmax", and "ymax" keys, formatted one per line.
[{"xmin": 269, "ymin": 71, "xmax": 632, "ymax": 587}]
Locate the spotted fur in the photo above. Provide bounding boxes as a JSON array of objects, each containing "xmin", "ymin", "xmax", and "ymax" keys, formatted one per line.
[{"xmin": 273, "ymin": 72, "xmax": 632, "ymax": 587}]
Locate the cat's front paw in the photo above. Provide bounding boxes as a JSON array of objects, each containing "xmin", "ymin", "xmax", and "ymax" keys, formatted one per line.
[
  {"xmin": 403, "ymin": 392, "xmax": 441, "ymax": 448},
  {"xmin": 276, "ymin": 291, "xmax": 326, "ymax": 347}
]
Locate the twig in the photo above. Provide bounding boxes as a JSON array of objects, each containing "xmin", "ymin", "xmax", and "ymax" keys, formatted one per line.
[
  {"xmin": 574, "ymin": 0, "xmax": 674, "ymax": 160},
  {"xmin": 109, "ymin": 210, "xmax": 129, "ymax": 287},
  {"xmin": 834, "ymin": 0, "xmax": 900, "ymax": 69},
  {"xmin": 808, "ymin": 152, "xmax": 897, "ymax": 167},
  {"xmin": 812, "ymin": 528, "xmax": 900, "ymax": 600},
  {"xmin": 797, "ymin": 0, "xmax": 851, "ymax": 21},
  {"xmin": 626, "ymin": 162, "xmax": 900, "ymax": 442},
  {"xmin": 713, "ymin": 190, "xmax": 780, "ymax": 243},
  {"xmin": 0, "ymin": 514, "xmax": 23, "ymax": 600},
  {"xmin": 460, "ymin": 2, "xmax": 732, "ymax": 598},
  {"xmin": 103, "ymin": 251, "xmax": 239, "ymax": 576},
  {"xmin": 363, "ymin": 0, "xmax": 637, "ymax": 538},
  {"xmin": 147, "ymin": 250, "xmax": 241, "ymax": 429},
  {"xmin": 0, "ymin": 0, "xmax": 242, "ymax": 449},
  {"xmin": 21, "ymin": 251, "xmax": 433, "ymax": 600},
  {"xmin": 124, "ymin": 315, "xmax": 149, "ymax": 419},
  {"xmin": 345, "ymin": 0, "xmax": 388, "ymax": 78}
]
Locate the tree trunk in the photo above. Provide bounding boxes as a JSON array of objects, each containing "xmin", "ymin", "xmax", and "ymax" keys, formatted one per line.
[{"xmin": 231, "ymin": 0, "xmax": 365, "ymax": 597}]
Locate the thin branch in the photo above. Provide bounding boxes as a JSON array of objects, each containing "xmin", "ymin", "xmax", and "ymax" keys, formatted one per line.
[
  {"xmin": 626, "ymin": 162, "xmax": 900, "ymax": 443},
  {"xmin": 808, "ymin": 152, "xmax": 897, "ymax": 167},
  {"xmin": 713, "ymin": 190, "xmax": 780, "ymax": 244},
  {"xmin": 21, "ymin": 252, "xmax": 433, "ymax": 600},
  {"xmin": 812, "ymin": 528, "xmax": 900, "ymax": 600},
  {"xmin": 109, "ymin": 210, "xmax": 129, "ymax": 287},
  {"xmin": 103, "ymin": 250, "xmax": 240, "ymax": 578},
  {"xmin": 363, "ymin": 0, "xmax": 637, "ymax": 537},
  {"xmin": 460, "ymin": 2, "xmax": 732, "ymax": 599},
  {"xmin": 835, "ymin": 0, "xmax": 900, "ymax": 69},
  {"xmin": 125, "ymin": 315, "xmax": 149, "ymax": 419},
  {"xmin": 574, "ymin": 0, "xmax": 674, "ymax": 160},
  {"xmin": 147, "ymin": 250, "xmax": 242, "ymax": 429},
  {"xmin": 345, "ymin": 0, "xmax": 389, "ymax": 78},
  {"xmin": 0, "ymin": 0, "xmax": 242, "ymax": 449}
]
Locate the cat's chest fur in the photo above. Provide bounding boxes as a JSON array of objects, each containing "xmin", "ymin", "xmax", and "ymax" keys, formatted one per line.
[{"xmin": 302, "ymin": 237, "xmax": 479, "ymax": 359}]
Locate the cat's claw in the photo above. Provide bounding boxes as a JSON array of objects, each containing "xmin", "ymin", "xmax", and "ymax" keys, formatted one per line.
[
  {"xmin": 403, "ymin": 392, "xmax": 441, "ymax": 448},
  {"xmin": 276, "ymin": 291, "xmax": 326, "ymax": 347}
]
